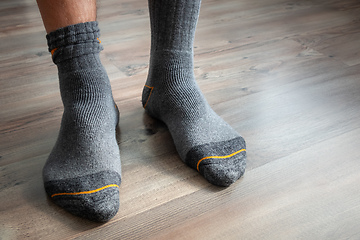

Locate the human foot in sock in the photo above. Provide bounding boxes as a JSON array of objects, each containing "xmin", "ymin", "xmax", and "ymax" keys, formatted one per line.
[
  {"xmin": 143, "ymin": 51, "xmax": 246, "ymax": 187},
  {"xmin": 43, "ymin": 22, "xmax": 121, "ymax": 222},
  {"xmin": 143, "ymin": 0, "xmax": 246, "ymax": 187}
]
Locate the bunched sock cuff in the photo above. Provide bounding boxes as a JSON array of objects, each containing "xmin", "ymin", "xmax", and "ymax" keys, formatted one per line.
[{"xmin": 46, "ymin": 21, "xmax": 103, "ymax": 64}]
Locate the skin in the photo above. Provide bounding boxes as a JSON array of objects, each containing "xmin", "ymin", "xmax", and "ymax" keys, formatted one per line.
[{"xmin": 36, "ymin": 0, "xmax": 97, "ymax": 33}]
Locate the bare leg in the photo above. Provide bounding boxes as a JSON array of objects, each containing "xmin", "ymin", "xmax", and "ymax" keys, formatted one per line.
[
  {"xmin": 37, "ymin": 0, "xmax": 96, "ymax": 33},
  {"xmin": 37, "ymin": 1, "xmax": 121, "ymax": 222}
]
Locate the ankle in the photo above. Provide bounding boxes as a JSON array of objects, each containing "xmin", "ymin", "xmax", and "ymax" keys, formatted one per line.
[
  {"xmin": 56, "ymin": 53, "xmax": 104, "ymax": 74},
  {"xmin": 150, "ymin": 50, "xmax": 193, "ymax": 67}
]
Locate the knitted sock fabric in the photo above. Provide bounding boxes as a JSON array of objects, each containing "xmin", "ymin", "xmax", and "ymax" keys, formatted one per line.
[
  {"xmin": 143, "ymin": 0, "xmax": 246, "ymax": 187},
  {"xmin": 43, "ymin": 22, "xmax": 121, "ymax": 222}
]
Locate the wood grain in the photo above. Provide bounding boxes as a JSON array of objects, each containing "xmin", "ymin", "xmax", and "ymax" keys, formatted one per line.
[{"xmin": 1, "ymin": 0, "xmax": 360, "ymax": 239}]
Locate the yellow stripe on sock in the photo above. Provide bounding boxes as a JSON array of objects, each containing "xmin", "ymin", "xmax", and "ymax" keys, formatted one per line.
[
  {"xmin": 143, "ymin": 85, "xmax": 154, "ymax": 108},
  {"xmin": 51, "ymin": 184, "xmax": 120, "ymax": 198},
  {"xmin": 196, "ymin": 149, "xmax": 246, "ymax": 171},
  {"xmin": 50, "ymin": 48, "xmax": 58, "ymax": 56}
]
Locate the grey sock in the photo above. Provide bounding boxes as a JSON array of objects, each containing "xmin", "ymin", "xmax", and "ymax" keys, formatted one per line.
[
  {"xmin": 143, "ymin": 0, "xmax": 246, "ymax": 187},
  {"xmin": 43, "ymin": 22, "xmax": 121, "ymax": 222}
]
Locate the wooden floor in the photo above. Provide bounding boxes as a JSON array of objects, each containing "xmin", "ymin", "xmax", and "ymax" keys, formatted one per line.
[{"xmin": 1, "ymin": 0, "xmax": 360, "ymax": 239}]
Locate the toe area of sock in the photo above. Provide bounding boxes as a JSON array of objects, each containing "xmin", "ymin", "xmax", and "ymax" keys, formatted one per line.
[
  {"xmin": 185, "ymin": 137, "xmax": 247, "ymax": 187},
  {"xmin": 43, "ymin": 170, "xmax": 121, "ymax": 222},
  {"xmin": 201, "ymin": 156, "xmax": 246, "ymax": 187},
  {"xmin": 52, "ymin": 187, "xmax": 120, "ymax": 222}
]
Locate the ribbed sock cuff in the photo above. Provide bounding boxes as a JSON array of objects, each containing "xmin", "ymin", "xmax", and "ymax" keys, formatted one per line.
[
  {"xmin": 46, "ymin": 21, "xmax": 103, "ymax": 64},
  {"xmin": 148, "ymin": 0, "xmax": 201, "ymax": 52}
]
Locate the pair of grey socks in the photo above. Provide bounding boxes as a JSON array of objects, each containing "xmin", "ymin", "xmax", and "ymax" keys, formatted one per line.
[{"xmin": 43, "ymin": 0, "xmax": 246, "ymax": 222}]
